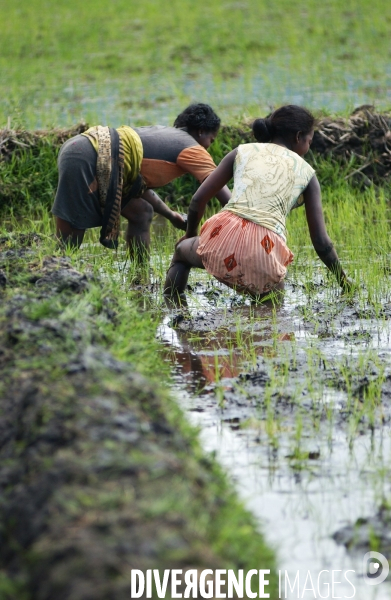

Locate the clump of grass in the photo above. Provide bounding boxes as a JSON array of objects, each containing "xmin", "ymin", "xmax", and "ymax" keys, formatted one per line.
[{"xmin": 0, "ymin": 143, "xmax": 58, "ymax": 214}]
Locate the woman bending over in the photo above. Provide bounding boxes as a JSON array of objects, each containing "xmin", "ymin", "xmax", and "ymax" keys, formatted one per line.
[
  {"xmin": 164, "ymin": 104, "xmax": 350, "ymax": 300},
  {"xmin": 52, "ymin": 103, "xmax": 230, "ymax": 251}
]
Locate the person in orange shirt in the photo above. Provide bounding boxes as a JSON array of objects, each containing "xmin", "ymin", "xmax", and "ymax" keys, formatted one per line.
[{"xmin": 52, "ymin": 103, "xmax": 231, "ymax": 253}]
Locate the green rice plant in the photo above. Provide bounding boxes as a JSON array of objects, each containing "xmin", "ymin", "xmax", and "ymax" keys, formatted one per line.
[
  {"xmin": 0, "ymin": 142, "xmax": 59, "ymax": 214},
  {"xmin": 263, "ymin": 381, "xmax": 280, "ymax": 451},
  {"xmin": 213, "ymin": 352, "xmax": 226, "ymax": 407}
]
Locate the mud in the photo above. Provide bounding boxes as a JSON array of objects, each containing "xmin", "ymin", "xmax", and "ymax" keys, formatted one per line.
[
  {"xmin": 168, "ymin": 290, "xmax": 391, "ymax": 431},
  {"xmin": 0, "ymin": 236, "xmax": 274, "ymax": 599},
  {"xmin": 160, "ymin": 276, "xmax": 391, "ymax": 597}
]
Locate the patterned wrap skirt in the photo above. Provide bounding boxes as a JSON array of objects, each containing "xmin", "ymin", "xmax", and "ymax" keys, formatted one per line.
[{"xmin": 196, "ymin": 211, "xmax": 294, "ymax": 296}]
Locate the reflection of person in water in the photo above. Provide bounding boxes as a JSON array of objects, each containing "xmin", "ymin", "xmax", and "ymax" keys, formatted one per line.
[
  {"xmin": 165, "ymin": 105, "xmax": 351, "ymax": 301},
  {"xmin": 167, "ymin": 329, "xmax": 241, "ymax": 389},
  {"xmin": 52, "ymin": 103, "xmax": 231, "ymax": 253},
  {"xmin": 164, "ymin": 318, "xmax": 295, "ymax": 390}
]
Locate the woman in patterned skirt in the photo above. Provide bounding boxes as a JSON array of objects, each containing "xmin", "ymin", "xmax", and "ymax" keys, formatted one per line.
[{"xmin": 164, "ymin": 105, "xmax": 351, "ymax": 300}]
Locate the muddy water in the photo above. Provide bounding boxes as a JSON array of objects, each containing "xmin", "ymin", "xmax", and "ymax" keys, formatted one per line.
[{"xmin": 159, "ymin": 274, "xmax": 391, "ymax": 600}]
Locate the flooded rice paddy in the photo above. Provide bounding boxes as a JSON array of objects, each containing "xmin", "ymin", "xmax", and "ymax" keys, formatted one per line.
[
  {"xmin": 158, "ymin": 263, "xmax": 391, "ymax": 599},
  {"xmin": 6, "ymin": 65, "xmax": 391, "ymax": 130}
]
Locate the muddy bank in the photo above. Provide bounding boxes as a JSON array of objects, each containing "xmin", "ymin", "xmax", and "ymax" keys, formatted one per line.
[
  {"xmin": 0, "ymin": 237, "xmax": 275, "ymax": 599},
  {"xmin": 0, "ymin": 122, "xmax": 88, "ymax": 162}
]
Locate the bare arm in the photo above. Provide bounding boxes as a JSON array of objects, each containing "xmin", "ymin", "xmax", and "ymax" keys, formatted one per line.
[
  {"xmin": 186, "ymin": 149, "xmax": 237, "ymax": 237},
  {"xmin": 215, "ymin": 185, "xmax": 232, "ymax": 207},
  {"xmin": 303, "ymin": 175, "xmax": 349, "ymax": 288},
  {"xmin": 141, "ymin": 189, "xmax": 186, "ymax": 231}
]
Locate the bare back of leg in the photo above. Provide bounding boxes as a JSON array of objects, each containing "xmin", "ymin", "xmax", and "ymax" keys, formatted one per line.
[
  {"xmin": 121, "ymin": 196, "xmax": 154, "ymax": 259},
  {"xmin": 55, "ymin": 217, "xmax": 85, "ymax": 248},
  {"xmin": 164, "ymin": 236, "xmax": 204, "ymax": 297}
]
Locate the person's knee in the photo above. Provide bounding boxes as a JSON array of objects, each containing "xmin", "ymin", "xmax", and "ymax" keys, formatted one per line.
[
  {"xmin": 174, "ymin": 237, "xmax": 203, "ymax": 268},
  {"xmin": 140, "ymin": 201, "xmax": 154, "ymax": 224},
  {"xmin": 175, "ymin": 241, "xmax": 186, "ymax": 262},
  {"xmin": 122, "ymin": 198, "xmax": 153, "ymax": 231}
]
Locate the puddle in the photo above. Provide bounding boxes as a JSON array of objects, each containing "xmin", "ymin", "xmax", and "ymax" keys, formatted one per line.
[{"xmin": 159, "ymin": 276, "xmax": 391, "ymax": 599}]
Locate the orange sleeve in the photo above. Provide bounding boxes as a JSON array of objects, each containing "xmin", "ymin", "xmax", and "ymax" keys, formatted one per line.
[{"xmin": 176, "ymin": 146, "xmax": 217, "ymax": 183}]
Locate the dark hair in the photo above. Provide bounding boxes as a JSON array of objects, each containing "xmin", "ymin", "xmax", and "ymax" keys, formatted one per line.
[
  {"xmin": 173, "ymin": 103, "xmax": 221, "ymax": 132},
  {"xmin": 252, "ymin": 105, "xmax": 315, "ymax": 143}
]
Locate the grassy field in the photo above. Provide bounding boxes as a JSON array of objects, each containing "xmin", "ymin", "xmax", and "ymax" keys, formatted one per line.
[{"xmin": 1, "ymin": 0, "xmax": 391, "ymax": 128}]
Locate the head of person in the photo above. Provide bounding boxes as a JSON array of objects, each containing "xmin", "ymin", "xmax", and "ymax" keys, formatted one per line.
[
  {"xmin": 252, "ymin": 105, "xmax": 315, "ymax": 157},
  {"xmin": 173, "ymin": 103, "xmax": 221, "ymax": 150}
]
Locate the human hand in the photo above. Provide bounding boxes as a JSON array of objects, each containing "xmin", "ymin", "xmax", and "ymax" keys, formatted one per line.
[{"xmin": 170, "ymin": 212, "xmax": 187, "ymax": 231}]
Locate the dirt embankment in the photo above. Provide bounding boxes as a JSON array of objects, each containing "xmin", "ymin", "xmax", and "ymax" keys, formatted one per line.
[
  {"xmin": 0, "ymin": 122, "xmax": 88, "ymax": 162},
  {"xmin": 310, "ymin": 105, "xmax": 391, "ymax": 186},
  {"xmin": 0, "ymin": 236, "xmax": 275, "ymax": 599}
]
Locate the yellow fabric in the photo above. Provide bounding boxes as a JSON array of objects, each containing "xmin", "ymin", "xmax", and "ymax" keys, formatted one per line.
[
  {"xmin": 116, "ymin": 126, "xmax": 143, "ymax": 193},
  {"xmin": 82, "ymin": 128, "xmax": 99, "ymax": 153},
  {"xmin": 82, "ymin": 125, "xmax": 143, "ymax": 194},
  {"xmin": 222, "ymin": 143, "xmax": 315, "ymax": 242}
]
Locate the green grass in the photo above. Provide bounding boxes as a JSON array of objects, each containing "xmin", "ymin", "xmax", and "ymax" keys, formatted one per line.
[
  {"xmin": 288, "ymin": 166, "xmax": 391, "ymax": 307},
  {"xmin": 0, "ymin": 142, "xmax": 59, "ymax": 213},
  {"xmin": 1, "ymin": 0, "xmax": 391, "ymax": 128}
]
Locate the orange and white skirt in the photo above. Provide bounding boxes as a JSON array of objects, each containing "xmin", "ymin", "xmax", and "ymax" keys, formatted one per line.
[{"xmin": 196, "ymin": 211, "xmax": 294, "ymax": 296}]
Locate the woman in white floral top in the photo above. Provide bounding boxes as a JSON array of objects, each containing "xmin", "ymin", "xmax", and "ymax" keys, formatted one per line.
[{"xmin": 165, "ymin": 104, "xmax": 351, "ymax": 300}]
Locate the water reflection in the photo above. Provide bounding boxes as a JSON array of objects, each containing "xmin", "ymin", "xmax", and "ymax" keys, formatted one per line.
[
  {"xmin": 159, "ymin": 279, "xmax": 391, "ymax": 600},
  {"xmin": 6, "ymin": 68, "xmax": 391, "ymax": 130},
  {"xmin": 160, "ymin": 316, "xmax": 295, "ymax": 389}
]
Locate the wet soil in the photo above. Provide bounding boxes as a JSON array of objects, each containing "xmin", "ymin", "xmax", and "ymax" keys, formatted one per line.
[
  {"xmin": 160, "ymin": 276, "xmax": 391, "ymax": 597},
  {"xmin": 166, "ymin": 283, "xmax": 391, "ymax": 419},
  {"xmin": 0, "ymin": 237, "xmax": 274, "ymax": 599}
]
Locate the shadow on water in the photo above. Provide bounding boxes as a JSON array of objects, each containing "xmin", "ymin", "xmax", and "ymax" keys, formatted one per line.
[{"xmin": 158, "ymin": 274, "xmax": 391, "ymax": 600}]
